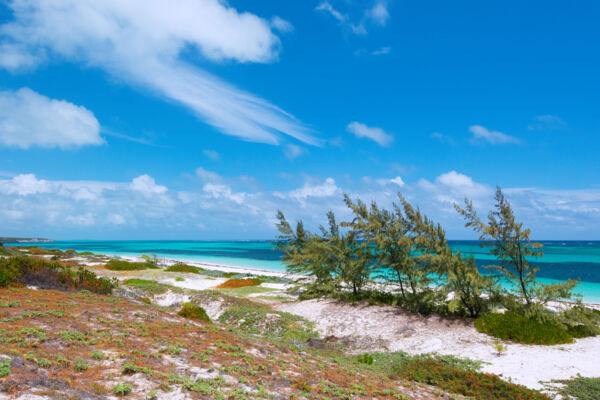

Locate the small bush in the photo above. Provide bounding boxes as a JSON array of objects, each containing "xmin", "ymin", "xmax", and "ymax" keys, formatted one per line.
[
  {"xmin": 392, "ymin": 357, "xmax": 547, "ymax": 400},
  {"xmin": 0, "ymin": 359, "xmax": 10, "ymax": 377},
  {"xmin": 474, "ymin": 311, "xmax": 574, "ymax": 345},
  {"xmin": 215, "ymin": 278, "xmax": 262, "ymax": 289},
  {"xmin": 74, "ymin": 359, "xmax": 88, "ymax": 372},
  {"xmin": 121, "ymin": 362, "xmax": 153, "ymax": 375},
  {"xmin": 105, "ymin": 259, "xmax": 159, "ymax": 271},
  {"xmin": 113, "ymin": 382, "xmax": 133, "ymax": 396},
  {"xmin": 178, "ymin": 303, "xmax": 210, "ymax": 323},
  {"xmin": 91, "ymin": 351, "xmax": 104, "ymax": 360},
  {"xmin": 166, "ymin": 263, "xmax": 202, "ymax": 274},
  {"xmin": 357, "ymin": 353, "xmax": 373, "ymax": 365}
]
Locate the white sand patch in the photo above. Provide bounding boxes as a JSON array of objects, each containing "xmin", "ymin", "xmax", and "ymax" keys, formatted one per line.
[
  {"xmin": 159, "ymin": 276, "xmax": 227, "ymax": 291},
  {"xmin": 260, "ymin": 282, "xmax": 288, "ymax": 290},
  {"xmin": 153, "ymin": 291, "xmax": 190, "ymax": 307},
  {"xmin": 276, "ymin": 299, "xmax": 600, "ymax": 390}
]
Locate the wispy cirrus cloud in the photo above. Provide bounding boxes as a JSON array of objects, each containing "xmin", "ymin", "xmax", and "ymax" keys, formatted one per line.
[
  {"xmin": 469, "ymin": 125, "xmax": 520, "ymax": 145},
  {"xmin": 0, "ymin": 0, "xmax": 317, "ymax": 146},
  {"xmin": 316, "ymin": 0, "xmax": 390, "ymax": 35},
  {"xmin": 528, "ymin": 115, "xmax": 567, "ymax": 131}
]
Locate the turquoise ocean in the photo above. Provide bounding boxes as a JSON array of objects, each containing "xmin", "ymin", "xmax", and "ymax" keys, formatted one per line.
[{"xmin": 8, "ymin": 240, "xmax": 600, "ymax": 303}]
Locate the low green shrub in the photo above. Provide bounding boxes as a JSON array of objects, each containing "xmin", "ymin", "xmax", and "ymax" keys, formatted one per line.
[
  {"xmin": 474, "ymin": 311, "xmax": 574, "ymax": 345},
  {"xmin": 166, "ymin": 263, "xmax": 202, "ymax": 274},
  {"xmin": 357, "ymin": 353, "xmax": 373, "ymax": 365},
  {"xmin": 0, "ymin": 359, "xmax": 10, "ymax": 377},
  {"xmin": 105, "ymin": 259, "xmax": 160, "ymax": 271},
  {"xmin": 113, "ymin": 382, "xmax": 133, "ymax": 396},
  {"xmin": 549, "ymin": 375, "xmax": 600, "ymax": 400},
  {"xmin": 121, "ymin": 362, "xmax": 153, "ymax": 375},
  {"xmin": 0, "ymin": 256, "xmax": 117, "ymax": 294},
  {"xmin": 392, "ymin": 357, "xmax": 547, "ymax": 400},
  {"xmin": 567, "ymin": 324, "xmax": 600, "ymax": 338},
  {"xmin": 74, "ymin": 359, "xmax": 88, "ymax": 372},
  {"xmin": 178, "ymin": 303, "xmax": 210, "ymax": 323}
]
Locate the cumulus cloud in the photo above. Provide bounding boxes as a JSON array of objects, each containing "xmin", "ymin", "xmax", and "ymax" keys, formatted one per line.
[
  {"xmin": 1, "ymin": 171, "xmax": 599, "ymax": 239},
  {"xmin": 130, "ymin": 175, "xmax": 168, "ymax": 195},
  {"xmin": 0, "ymin": 88, "xmax": 103, "ymax": 149},
  {"xmin": 0, "ymin": 0, "xmax": 316, "ymax": 146},
  {"xmin": 346, "ymin": 121, "xmax": 393, "ymax": 146},
  {"xmin": 289, "ymin": 177, "xmax": 339, "ymax": 201},
  {"xmin": 469, "ymin": 125, "xmax": 520, "ymax": 145},
  {"xmin": 0, "ymin": 174, "xmax": 51, "ymax": 196}
]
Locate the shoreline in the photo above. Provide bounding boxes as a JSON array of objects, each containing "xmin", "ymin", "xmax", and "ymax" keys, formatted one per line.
[{"xmin": 110, "ymin": 253, "xmax": 600, "ymax": 307}]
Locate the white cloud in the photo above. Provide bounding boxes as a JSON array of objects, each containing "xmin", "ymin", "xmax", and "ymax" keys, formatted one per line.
[
  {"xmin": 367, "ymin": 0, "xmax": 390, "ymax": 26},
  {"xmin": 390, "ymin": 176, "xmax": 404, "ymax": 186},
  {"xmin": 203, "ymin": 149, "xmax": 220, "ymax": 161},
  {"xmin": 0, "ymin": 43, "xmax": 39, "ymax": 71},
  {"xmin": 289, "ymin": 178, "xmax": 339, "ymax": 200},
  {"xmin": 1, "ymin": 174, "xmax": 51, "ymax": 196},
  {"xmin": 0, "ymin": 88, "xmax": 103, "ymax": 149},
  {"xmin": 271, "ymin": 16, "xmax": 294, "ymax": 33},
  {"xmin": 0, "ymin": 0, "xmax": 316, "ymax": 146},
  {"xmin": 65, "ymin": 213, "xmax": 95, "ymax": 226},
  {"xmin": 430, "ymin": 131, "xmax": 455, "ymax": 144},
  {"xmin": 195, "ymin": 167, "xmax": 222, "ymax": 182},
  {"xmin": 316, "ymin": 2, "xmax": 347, "ymax": 24},
  {"xmin": 130, "ymin": 175, "xmax": 167, "ymax": 195},
  {"xmin": 346, "ymin": 121, "xmax": 393, "ymax": 146},
  {"xmin": 0, "ymin": 171, "xmax": 599, "ymax": 239},
  {"xmin": 528, "ymin": 115, "xmax": 567, "ymax": 131},
  {"xmin": 469, "ymin": 125, "xmax": 520, "ymax": 145},
  {"xmin": 316, "ymin": 1, "xmax": 389, "ymax": 35},
  {"xmin": 284, "ymin": 143, "xmax": 306, "ymax": 160},
  {"xmin": 371, "ymin": 46, "xmax": 391, "ymax": 56}
]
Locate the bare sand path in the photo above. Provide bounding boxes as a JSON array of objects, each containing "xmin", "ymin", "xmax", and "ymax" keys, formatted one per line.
[{"xmin": 275, "ymin": 299, "xmax": 600, "ymax": 390}]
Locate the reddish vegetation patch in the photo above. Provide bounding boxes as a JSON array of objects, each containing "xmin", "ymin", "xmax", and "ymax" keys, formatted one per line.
[
  {"xmin": 0, "ymin": 287, "xmax": 460, "ymax": 399},
  {"xmin": 215, "ymin": 278, "xmax": 262, "ymax": 289}
]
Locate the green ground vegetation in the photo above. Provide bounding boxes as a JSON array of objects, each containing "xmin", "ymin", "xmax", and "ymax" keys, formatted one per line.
[
  {"xmin": 547, "ymin": 375, "xmax": 600, "ymax": 400},
  {"xmin": 105, "ymin": 259, "xmax": 160, "ymax": 271}
]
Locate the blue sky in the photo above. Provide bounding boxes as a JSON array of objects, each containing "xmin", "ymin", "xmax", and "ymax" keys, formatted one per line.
[{"xmin": 0, "ymin": 0, "xmax": 599, "ymax": 240}]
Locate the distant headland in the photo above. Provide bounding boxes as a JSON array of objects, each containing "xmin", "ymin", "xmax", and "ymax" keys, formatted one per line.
[{"xmin": 0, "ymin": 237, "xmax": 54, "ymax": 243}]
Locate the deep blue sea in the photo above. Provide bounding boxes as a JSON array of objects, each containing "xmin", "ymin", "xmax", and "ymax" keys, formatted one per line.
[{"xmin": 8, "ymin": 240, "xmax": 600, "ymax": 303}]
